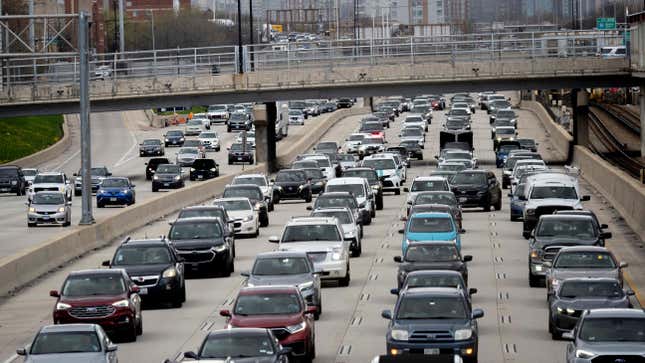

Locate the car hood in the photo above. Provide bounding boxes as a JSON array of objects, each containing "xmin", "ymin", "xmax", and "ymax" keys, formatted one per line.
[
  {"xmin": 550, "ymin": 268, "xmax": 619, "ymax": 281},
  {"xmin": 31, "ymin": 204, "xmax": 64, "ymax": 212},
  {"xmin": 98, "ymin": 187, "xmax": 128, "ymax": 193},
  {"xmin": 341, "ymin": 223, "xmax": 357, "ymax": 234},
  {"xmin": 59, "ymin": 294, "xmax": 126, "ymax": 306},
  {"xmin": 400, "ymin": 136, "xmax": 423, "ymax": 143},
  {"xmin": 526, "ymin": 199, "xmax": 581, "ymax": 208},
  {"xmin": 392, "ymin": 319, "xmax": 470, "ymax": 334},
  {"xmin": 536, "ymin": 237, "xmax": 597, "ymax": 247},
  {"xmin": 154, "ymin": 172, "xmax": 180, "ymax": 178},
  {"xmin": 187, "ymin": 357, "xmax": 276, "ymax": 363},
  {"xmin": 166, "ymin": 135, "xmax": 183, "ymax": 139},
  {"xmin": 227, "ymin": 210, "xmax": 254, "ymax": 220},
  {"xmin": 118, "ymin": 264, "xmax": 169, "ymax": 276},
  {"xmin": 25, "ymin": 352, "xmax": 107, "ymax": 363},
  {"xmin": 31, "ymin": 183, "xmax": 64, "ymax": 189},
  {"xmin": 279, "ymin": 241, "xmax": 342, "ymax": 252},
  {"xmin": 399, "ymin": 261, "xmax": 465, "ymax": 273},
  {"xmin": 247, "ymin": 274, "xmax": 312, "ymax": 287},
  {"xmin": 275, "ymin": 181, "xmax": 305, "ymax": 188},
  {"xmin": 406, "ymin": 231, "xmax": 456, "ymax": 241},
  {"xmin": 230, "ymin": 313, "xmax": 303, "ymax": 328},
  {"xmin": 578, "ymin": 341, "xmax": 645, "ymax": 355},
  {"xmin": 375, "ymin": 169, "xmax": 397, "ymax": 177},
  {"xmin": 140, "ymin": 144, "xmax": 161, "ymax": 148},
  {"xmin": 554, "ymin": 296, "xmax": 630, "ymax": 310},
  {"xmin": 451, "ymin": 184, "xmax": 486, "ymax": 192},
  {"xmin": 171, "ymin": 238, "xmax": 224, "ymax": 249},
  {"xmin": 177, "ymin": 154, "xmax": 198, "ymax": 159}
]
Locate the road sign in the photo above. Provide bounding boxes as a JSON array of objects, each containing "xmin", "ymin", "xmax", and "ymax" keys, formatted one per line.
[
  {"xmin": 271, "ymin": 24, "xmax": 283, "ymax": 33},
  {"xmin": 597, "ymin": 17, "xmax": 616, "ymax": 30}
]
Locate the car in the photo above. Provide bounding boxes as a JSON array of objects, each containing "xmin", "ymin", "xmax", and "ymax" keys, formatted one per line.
[
  {"xmin": 213, "ymin": 197, "xmax": 260, "ymax": 237},
  {"xmin": 235, "ymin": 131, "xmax": 256, "ymax": 149},
  {"xmin": 430, "ymin": 170, "xmax": 457, "ymax": 182},
  {"xmin": 73, "ymin": 166, "xmax": 111, "ymax": 196},
  {"xmin": 493, "ymin": 126, "xmax": 517, "ymax": 149},
  {"xmin": 177, "ymin": 205, "xmax": 239, "ymax": 235},
  {"xmin": 398, "ymin": 140, "xmax": 423, "ymax": 160},
  {"xmin": 409, "ymin": 105, "xmax": 433, "ymax": 122},
  {"xmin": 508, "ymin": 182, "xmax": 527, "ymax": 221},
  {"xmin": 163, "ymin": 130, "xmax": 185, "ymax": 147},
  {"xmin": 206, "ymin": 104, "xmax": 230, "ymax": 123},
  {"xmin": 392, "ymin": 270, "xmax": 475, "ymax": 298},
  {"xmin": 336, "ymin": 153, "xmax": 358, "ymax": 172},
  {"xmin": 288, "ymin": 101, "xmax": 309, "ymax": 117},
  {"xmin": 370, "ymin": 112, "xmax": 391, "ymax": 128},
  {"xmin": 491, "ymin": 119, "xmax": 517, "ymax": 139},
  {"xmin": 399, "ymin": 212, "xmax": 461, "ymax": 255},
  {"xmin": 502, "ymin": 153, "xmax": 542, "ymax": 188},
  {"xmin": 175, "ymin": 147, "xmax": 201, "ymax": 167},
  {"xmin": 343, "ymin": 133, "xmax": 367, "ymax": 154},
  {"xmin": 21, "ymin": 168, "xmax": 38, "ymax": 186},
  {"xmin": 305, "ymin": 100, "xmax": 320, "ymax": 116},
  {"xmin": 399, "ymin": 127, "xmax": 425, "ymax": 146},
  {"xmin": 300, "ymin": 154, "xmax": 335, "ymax": 180},
  {"xmin": 308, "ymin": 190, "xmax": 364, "ymax": 224},
  {"xmin": 545, "ymin": 246, "xmax": 626, "ymax": 296},
  {"xmin": 361, "ymin": 154, "xmax": 402, "ymax": 195},
  {"xmin": 385, "ymin": 146, "xmax": 411, "ymax": 167},
  {"xmin": 324, "ymin": 177, "xmax": 375, "ymax": 222},
  {"xmin": 184, "ymin": 119, "xmax": 204, "ymax": 136},
  {"xmin": 50, "ymin": 269, "xmax": 143, "ymax": 342},
  {"xmin": 223, "ymin": 184, "xmax": 269, "ymax": 227},
  {"xmin": 437, "ymin": 162, "xmax": 467, "ymax": 173},
  {"xmin": 436, "ymin": 149, "xmax": 476, "ymax": 166},
  {"xmin": 227, "ymin": 112, "xmax": 253, "ymax": 132},
  {"xmin": 357, "ymin": 136, "xmax": 387, "ymax": 159},
  {"xmin": 272, "ymin": 169, "xmax": 313, "ymax": 203},
  {"xmin": 562, "ymin": 308, "xmax": 645, "ymax": 362},
  {"xmin": 393, "ymin": 242, "xmax": 472, "ymax": 289},
  {"xmin": 269, "ymin": 216, "xmax": 351, "ymax": 286},
  {"xmin": 27, "ymin": 191, "xmax": 71, "ymax": 227},
  {"xmin": 359, "ymin": 121, "xmax": 385, "ymax": 139},
  {"xmin": 94, "ymin": 64, "xmax": 112, "ymax": 79},
  {"xmin": 517, "ymin": 138, "xmax": 539, "ymax": 152},
  {"xmin": 527, "ymin": 214, "xmax": 612, "ymax": 287},
  {"xmin": 495, "ymin": 141, "xmax": 521, "ymax": 168},
  {"xmin": 139, "ymin": 138, "xmax": 165, "ymax": 156},
  {"xmin": 337, "ymin": 98, "xmax": 354, "ymax": 108},
  {"xmin": 96, "ymin": 177, "xmax": 136, "ymax": 207},
  {"xmin": 481, "ymin": 93, "xmax": 506, "ymax": 110},
  {"xmin": 314, "ymin": 141, "xmax": 340, "ymax": 154},
  {"xmin": 242, "ymin": 251, "xmax": 322, "ymax": 319},
  {"xmin": 510, "ymin": 160, "xmax": 547, "ymax": 186},
  {"xmin": 311, "ymin": 207, "xmax": 362, "ymax": 256},
  {"xmin": 182, "ymin": 328, "xmax": 292, "ymax": 362},
  {"xmin": 145, "ymin": 157, "xmax": 170, "ymax": 180},
  {"xmin": 296, "ymin": 167, "xmax": 325, "ymax": 195},
  {"xmin": 405, "ymin": 198, "xmax": 463, "ymax": 232},
  {"xmin": 16, "ymin": 324, "xmax": 118, "ymax": 363},
  {"xmin": 288, "ymin": 109, "xmax": 306, "ymax": 125},
  {"xmin": 489, "ymin": 109, "xmax": 517, "ymax": 124},
  {"xmin": 381, "ymin": 287, "xmax": 484, "ymax": 362},
  {"xmin": 181, "ymin": 140, "xmax": 206, "ymax": 157},
  {"xmin": 450, "ymin": 170, "xmax": 502, "ymax": 211},
  {"xmin": 232, "ymin": 173, "xmax": 277, "ymax": 208},
  {"xmin": 168, "ymin": 217, "xmax": 235, "ymax": 276},
  {"xmin": 342, "ymin": 167, "xmax": 384, "ymax": 210},
  {"xmin": 103, "ymin": 237, "xmax": 186, "ymax": 307},
  {"xmin": 402, "ymin": 114, "xmax": 428, "ymax": 131},
  {"xmin": 554, "ymin": 209, "xmax": 610, "ymax": 233},
  {"xmin": 227, "ymin": 142, "xmax": 255, "ymax": 165},
  {"xmin": 189, "ymin": 158, "xmax": 219, "ymax": 181},
  {"xmin": 404, "ymin": 176, "xmax": 451, "ymax": 206},
  {"xmin": 220, "ymin": 286, "xmax": 317, "ymax": 360},
  {"xmin": 487, "ymin": 98, "xmax": 511, "ymax": 114},
  {"xmin": 28, "ymin": 172, "xmax": 73, "ymax": 202},
  {"xmin": 445, "ymin": 108, "xmax": 471, "ymax": 122},
  {"xmin": 198, "ymin": 131, "xmax": 221, "ymax": 151},
  {"xmin": 151, "ymin": 164, "xmax": 185, "ymax": 192},
  {"xmin": 548, "ymin": 278, "xmax": 633, "ymax": 339}
]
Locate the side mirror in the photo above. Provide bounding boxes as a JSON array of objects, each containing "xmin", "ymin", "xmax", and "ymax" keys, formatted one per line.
[
  {"xmin": 107, "ymin": 172, "xmax": 112, "ymax": 176},
  {"xmin": 131, "ymin": 285, "xmax": 140, "ymax": 293},
  {"xmin": 101, "ymin": 260, "xmax": 110, "ymax": 267},
  {"xmin": 463, "ymin": 255, "xmax": 473, "ymax": 262},
  {"xmin": 434, "ymin": 155, "xmax": 439, "ymax": 160},
  {"xmin": 106, "ymin": 344, "xmax": 118, "ymax": 352},
  {"xmin": 49, "ymin": 290, "xmax": 59, "ymax": 297},
  {"xmin": 561, "ymin": 332, "xmax": 574, "ymax": 341},
  {"xmin": 66, "ymin": 201, "xmax": 72, "ymax": 206},
  {"xmin": 240, "ymin": 271, "xmax": 250, "ymax": 277},
  {"xmin": 619, "ymin": 261, "xmax": 628, "ymax": 268},
  {"xmin": 393, "ymin": 256, "xmax": 402, "ymax": 263},
  {"xmin": 400, "ymin": 216, "xmax": 408, "ymax": 221},
  {"xmin": 403, "ymin": 187, "xmax": 409, "ymax": 192},
  {"xmin": 397, "ymin": 229, "xmax": 404, "ymax": 234},
  {"xmin": 600, "ymin": 232, "xmax": 612, "ymax": 239},
  {"xmin": 305, "ymin": 305, "xmax": 317, "ymax": 315},
  {"xmin": 600, "ymin": 223, "xmax": 608, "ymax": 229},
  {"xmin": 268, "ymin": 236, "xmax": 280, "ymax": 243},
  {"xmin": 73, "ymin": 173, "xmax": 78, "ymax": 176},
  {"xmin": 16, "ymin": 348, "xmax": 26, "ymax": 356},
  {"xmin": 508, "ymin": 193, "xmax": 513, "ymax": 198},
  {"xmin": 390, "ymin": 288, "xmax": 399, "ymax": 295},
  {"xmin": 469, "ymin": 288, "xmax": 478, "ymax": 295},
  {"xmin": 626, "ymin": 289, "xmax": 636, "ymax": 296},
  {"xmin": 522, "ymin": 231, "xmax": 531, "ymax": 239},
  {"xmin": 406, "ymin": 200, "xmax": 412, "ymax": 205},
  {"xmin": 580, "ymin": 195, "xmax": 591, "ymax": 201},
  {"xmin": 472, "ymin": 308, "xmax": 484, "ymax": 319},
  {"xmin": 219, "ymin": 309, "xmax": 231, "ymax": 317},
  {"xmin": 279, "ymin": 347, "xmax": 293, "ymax": 355},
  {"xmin": 306, "ymin": 206, "xmax": 313, "ymax": 211},
  {"xmin": 459, "ymin": 228, "xmax": 466, "ymax": 234},
  {"xmin": 381, "ymin": 309, "xmax": 392, "ymax": 320},
  {"xmin": 131, "ymin": 184, "xmax": 136, "ymax": 188},
  {"xmin": 184, "ymin": 351, "xmax": 199, "ymax": 359},
  {"xmin": 543, "ymin": 261, "xmax": 552, "ymax": 268}
]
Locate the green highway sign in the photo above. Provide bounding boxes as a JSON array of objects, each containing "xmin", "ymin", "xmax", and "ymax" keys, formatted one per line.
[{"xmin": 597, "ymin": 17, "xmax": 616, "ymax": 30}]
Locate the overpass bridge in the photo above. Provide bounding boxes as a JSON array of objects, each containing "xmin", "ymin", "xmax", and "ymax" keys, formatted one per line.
[{"xmin": 0, "ymin": 30, "xmax": 634, "ymax": 116}]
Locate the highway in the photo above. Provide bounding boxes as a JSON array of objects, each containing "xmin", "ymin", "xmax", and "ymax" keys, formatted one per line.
[
  {"xmin": 0, "ymin": 109, "xmax": 338, "ymax": 259},
  {"xmin": 0, "ymin": 96, "xmax": 643, "ymax": 363}
]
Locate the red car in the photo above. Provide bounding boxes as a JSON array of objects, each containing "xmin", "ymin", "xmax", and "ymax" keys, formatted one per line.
[
  {"xmin": 50, "ymin": 269, "xmax": 143, "ymax": 342},
  {"xmin": 220, "ymin": 286, "xmax": 316, "ymax": 361}
]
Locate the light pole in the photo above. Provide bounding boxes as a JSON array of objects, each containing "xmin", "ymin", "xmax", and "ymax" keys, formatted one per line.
[
  {"xmin": 237, "ymin": 0, "xmax": 243, "ymax": 73},
  {"xmin": 148, "ymin": 9, "xmax": 155, "ymax": 52}
]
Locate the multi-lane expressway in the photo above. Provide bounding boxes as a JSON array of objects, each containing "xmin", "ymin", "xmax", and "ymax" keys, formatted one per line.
[{"xmin": 0, "ymin": 97, "xmax": 642, "ymax": 363}]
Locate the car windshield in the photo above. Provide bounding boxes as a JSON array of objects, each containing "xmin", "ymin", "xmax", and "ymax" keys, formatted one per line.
[
  {"xmin": 282, "ymin": 224, "xmax": 341, "ymax": 242},
  {"xmin": 252, "ymin": 257, "xmax": 310, "ymax": 275},
  {"xmin": 0, "ymin": 168, "xmax": 19, "ymax": 176},
  {"xmin": 316, "ymin": 196, "xmax": 357, "ymax": 209},
  {"xmin": 183, "ymin": 140, "xmax": 201, "ymax": 147},
  {"xmin": 513, "ymin": 184, "xmax": 526, "ymax": 197},
  {"xmin": 143, "ymin": 139, "xmax": 161, "ymax": 145},
  {"xmin": 302, "ymin": 168, "xmax": 324, "ymax": 179},
  {"xmin": 438, "ymin": 164, "xmax": 465, "ymax": 172},
  {"xmin": 559, "ymin": 280, "xmax": 623, "ymax": 298},
  {"xmin": 337, "ymin": 154, "xmax": 355, "ymax": 162},
  {"xmin": 343, "ymin": 170, "xmax": 377, "ymax": 182},
  {"xmin": 452, "ymin": 172, "xmax": 486, "ymax": 185},
  {"xmin": 407, "ymin": 274, "xmax": 464, "ymax": 289},
  {"xmin": 234, "ymin": 293, "xmax": 301, "ymax": 315},
  {"xmin": 214, "ymin": 200, "xmax": 251, "ymax": 211},
  {"xmin": 363, "ymin": 138, "xmax": 384, "ymax": 145},
  {"xmin": 396, "ymin": 296, "xmax": 467, "ymax": 319},
  {"xmin": 449, "ymin": 109, "xmax": 469, "ymax": 116},
  {"xmin": 101, "ymin": 179, "xmax": 128, "ymax": 188},
  {"xmin": 234, "ymin": 177, "xmax": 266, "ymax": 186},
  {"xmin": 22, "ymin": 169, "xmax": 38, "ymax": 176},
  {"xmin": 187, "ymin": 120, "xmax": 202, "ymax": 126},
  {"xmin": 505, "ymin": 157, "xmax": 531, "ymax": 169},
  {"xmin": 312, "ymin": 210, "xmax": 352, "ymax": 224},
  {"xmin": 401, "ymin": 129, "xmax": 422, "ymax": 137},
  {"xmin": 167, "ymin": 130, "xmax": 183, "ymax": 136},
  {"xmin": 497, "ymin": 110, "xmax": 516, "ymax": 118},
  {"xmin": 518, "ymin": 139, "xmax": 536, "ymax": 147},
  {"xmin": 113, "ymin": 246, "xmax": 172, "ymax": 265},
  {"xmin": 193, "ymin": 159, "xmax": 216, "ymax": 169},
  {"xmin": 307, "ymin": 158, "xmax": 331, "ymax": 167},
  {"xmin": 446, "ymin": 120, "xmax": 467, "ymax": 128},
  {"xmin": 200, "ymin": 334, "xmax": 275, "ymax": 358},
  {"xmin": 170, "ymin": 221, "xmax": 223, "ymax": 240},
  {"xmin": 30, "ymin": 332, "xmax": 101, "ymax": 354},
  {"xmin": 530, "ymin": 186, "xmax": 578, "ymax": 199},
  {"xmin": 224, "ymin": 187, "xmax": 262, "ymax": 200},
  {"xmin": 230, "ymin": 143, "xmax": 252, "ymax": 151},
  {"xmin": 554, "ymin": 252, "xmax": 616, "ymax": 269},
  {"xmin": 537, "ymin": 219, "xmax": 595, "ymax": 238},
  {"xmin": 444, "ymin": 152, "xmax": 471, "ymax": 160},
  {"xmin": 178, "ymin": 209, "xmax": 224, "ymax": 220},
  {"xmin": 276, "ymin": 171, "xmax": 305, "ymax": 182},
  {"xmin": 362, "ymin": 159, "xmax": 395, "ymax": 170},
  {"xmin": 579, "ymin": 318, "xmax": 645, "ymax": 342},
  {"xmin": 360, "ymin": 123, "xmax": 382, "ymax": 131},
  {"xmin": 405, "ymin": 244, "xmax": 460, "ymax": 262},
  {"xmin": 62, "ymin": 274, "xmax": 125, "ymax": 296},
  {"xmin": 326, "ymin": 184, "xmax": 365, "ymax": 198},
  {"xmin": 200, "ymin": 132, "xmax": 217, "ymax": 138},
  {"xmin": 230, "ymin": 114, "xmax": 248, "ymax": 121},
  {"xmin": 411, "ymin": 180, "xmax": 447, "ymax": 192},
  {"xmin": 317, "ymin": 142, "xmax": 337, "ymax": 149},
  {"xmin": 496, "ymin": 128, "xmax": 515, "ymax": 135},
  {"xmin": 33, "ymin": 193, "xmax": 65, "ymax": 205},
  {"xmin": 156, "ymin": 165, "xmax": 181, "ymax": 174},
  {"xmin": 179, "ymin": 148, "xmax": 198, "ymax": 155},
  {"xmin": 409, "ymin": 216, "xmax": 453, "ymax": 233},
  {"xmin": 289, "ymin": 111, "xmax": 303, "ymax": 116},
  {"xmin": 33, "ymin": 175, "xmax": 64, "ymax": 184},
  {"xmin": 415, "ymin": 193, "xmax": 457, "ymax": 206},
  {"xmin": 499, "ymin": 145, "xmax": 520, "ymax": 153}
]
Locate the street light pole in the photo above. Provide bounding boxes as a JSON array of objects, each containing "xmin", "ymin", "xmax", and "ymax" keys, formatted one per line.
[
  {"xmin": 237, "ymin": 0, "xmax": 243, "ymax": 73},
  {"xmin": 249, "ymin": 0, "xmax": 254, "ymax": 70},
  {"xmin": 78, "ymin": 11, "xmax": 95, "ymax": 225}
]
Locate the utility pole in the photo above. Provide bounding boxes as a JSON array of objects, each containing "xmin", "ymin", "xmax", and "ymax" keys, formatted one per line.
[
  {"xmin": 249, "ymin": 0, "xmax": 254, "ymax": 70},
  {"xmin": 237, "ymin": 0, "xmax": 243, "ymax": 73},
  {"xmin": 118, "ymin": 0, "xmax": 125, "ymax": 54},
  {"xmin": 79, "ymin": 11, "xmax": 95, "ymax": 225}
]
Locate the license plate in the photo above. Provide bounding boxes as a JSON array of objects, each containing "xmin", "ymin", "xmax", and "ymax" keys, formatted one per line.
[
  {"xmin": 42, "ymin": 216, "xmax": 50, "ymax": 220},
  {"xmin": 237, "ymin": 157, "xmax": 243, "ymax": 160},
  {"xmin": 110, "ymin": 197, "xmax": 117, "ymax": 202},
  {"xmin": 138, "ymin": 288, "xmax": 148, "ymax": 295},
  {"xmin": 459, "ymin": 197, "xmax": 468, "ymax": 202},
  {"xmin": 172, "ymin": 141, "xmax": 177, "ymax": 144},
  {"xmin": 164, "ymin": 183, "xmax": 169, "ymax": 187},
  {"xmin": 424, "ymin": 349, "xmax": 439, "ymax": 355},
  {"xmin": 0, "ymin": 188, "xmax": 8, "ymax": 192},
  {"xmin": 197, "ymin": 175, "xmax": 203, "ymax": 179}
]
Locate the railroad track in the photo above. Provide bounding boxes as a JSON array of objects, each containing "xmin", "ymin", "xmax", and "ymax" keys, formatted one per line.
[
  {"xmin": 587, "ymin": 108, "xmax": 645, "ymax": 179},
  {"xmin": 591, "ymin": 102, "xmax": 641, "ymax": 135}
]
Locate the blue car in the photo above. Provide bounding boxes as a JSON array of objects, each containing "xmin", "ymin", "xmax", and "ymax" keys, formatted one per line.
[
  {"xmin": 495, "ymin": 141, "xmax": 521, "ymax": 168},
  {"xmin": 96, "ymin": 177, "xmax": 136, "ymax": 208},
  {"xmin": 398, "ymin": 212, "xmax": 461, "ymax": 255},
  {"xmin": 508, "ymin": 183, "xmax": 526, "ymax": 221}
]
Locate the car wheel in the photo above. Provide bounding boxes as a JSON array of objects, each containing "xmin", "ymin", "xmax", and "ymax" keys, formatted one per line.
[
  {"xmin": 180, "ymin": 283, "xmax": 186, "ymax": 302},
  {"xmin": 152, "ymin": 186, "xmax": 158, "ymax": 192},
  {"xmin": 353, "ymin": 239, "xmax": 362, "ymax": 257},
  {"xmin": 123, "ymin": 321, "xmax": 137, "ymax": 342},
  {"xmin": 339, "ymin": 265, "xmax": 350, "ymax": 287},
  {"xmin": 494, "ymin": 196, "xmax": 502, "ymax": 211},
  {"xmin": 260, "ymin": 215, "xmax": 269, "ymax": 227},
  {"xmin": 510, "ymin": 214, "xmax": 518, "ymax": 221},
  {"xmin": 305, "ymin": 192, "xmax": 312, "ymax": 203},
  {"xmin": 529, "ymin": 272, "xmax": 540, "ymax": 287},
  {"xmin": 253, "ymin": 227, "xmax": 259, "ymax": 238},
  {"xmin": 370, "ymin": 207, "xmax": 375, "ymax": 218},
  {"xmin": 215, "ymin": 146, "xmax": 220, "ymax": 152},
  {"xmin": 27, "ymin": 222, "xmax": 36, "ymax": 227},
  {"xmin": 394, "ymin": 188, "xmax": 401, "ymax": 195},
  {"xmin": 97, "ymin": 202, "xmax": 104, "ymax": 208},
  {"xmin": 376, "ymin": 196, "xmax": 384, "ymax": 210},
  {"xmin": 136, "ymin": 316, "xmax": 143, "ymax": 335},
  {"xmin": 268, "ymin": 202, "xmax": 274, "ymax": 212},
  {"xmin": 551, "ymin": 327, "xmax": 561, "ymax": 340},
  {"xmin": 63, "ymin": 219, "xmax": 71, "ymax": 227}
]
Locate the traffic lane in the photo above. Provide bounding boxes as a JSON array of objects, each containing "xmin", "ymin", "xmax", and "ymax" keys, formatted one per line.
[{"xmin": 0, "ymin": 110, "xmax": 365, "ymax": 362}]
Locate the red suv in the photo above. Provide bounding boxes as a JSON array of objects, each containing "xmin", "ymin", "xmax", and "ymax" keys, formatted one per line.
[
  {"xmin": 50, "ymin": 269, "xmax": 143, "ymax": 342},
  {"xmin": 220, "ymin": 286, "xmax": 316, "ymax": 361}
]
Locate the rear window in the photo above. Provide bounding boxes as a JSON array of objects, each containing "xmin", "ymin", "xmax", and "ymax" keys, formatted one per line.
[
  {"xmin": 409, "ymin": 216, "xmax": 454, "ymax": 233},
  {"xmin": 192, "ymin": 159, "xmax": 216, "ymax": 169}
]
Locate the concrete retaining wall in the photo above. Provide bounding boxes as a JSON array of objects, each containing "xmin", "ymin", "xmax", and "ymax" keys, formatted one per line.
[
  {"xmin": 0, "ymin": 108, "xmax": 367, "ymax": 296},
  {"xmin": 573, "ymin": 146, "xmax": 645, "ymax": 242},
  {"xmin": 3, "ymin": 115, "xmax": 72, "ymax": 167},
  {"xmin": 520, "ymin": 100, "xmax": 572, "ymax": 162}
]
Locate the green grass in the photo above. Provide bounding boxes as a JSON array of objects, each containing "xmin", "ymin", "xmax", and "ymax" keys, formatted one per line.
[
  {"xmin": 0, "ymin": 115, "xmax": 64, "ymax": 164},
  {"xmin": 154, "ymin": 105, "xmax": 208, "ymax": 116}
]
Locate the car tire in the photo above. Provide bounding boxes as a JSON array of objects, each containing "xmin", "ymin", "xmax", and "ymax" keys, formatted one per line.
[
  {"xmin": 63, "ymin": 219, "xmax": 71, "ymax": 227},
  {"xmin": 376, "ymin": 196, "xmax": 383, "ymax": 210},
  {"xmin": 136, "ymin": 316, "xmax": 143, "ymax": 335},
  {"xmin": 305, "ymin": 192, "xmax": 312, "ymax": 203},
  {"xmin": 510, "ymin": 214, "xmax": 518, "ymax": 221},
  {"xmin": 123, "ymin": 321, "xmax": 137, "ymax": 342},
  {"xmin": 394, "ymin": 188, "xmax": 401, "ymax": 195},
  {"xmin": 152, "ymin": 186, "xmax": 158, "ymax": 192},
  {"xmin": 227, "ymin": 127, "xmax": 231, "ymax": 132},
  {"xmin": 370, "ymin": 207, "xmax": 376, "ymax": 218},
  {"xmin": 97, "ymin": 202, "xmax": 104, "ymax": 208},
  {"xmin": 27, "ymin": 222, "xmax": 36, "ymax": 227},
  {"xmin": 260, "ymin": 215, "xmax": 269, "ymax": 227},
  {"xmin": 353, "ymin": 239, "xmax": 362, "ymax": 257},
  {"xmin": 215, "ymin": 146, "xmax": 220, "ymax": 152},
  {"xmin": 268, "ymin": 202, "xmax": 274, "ymax": 212},
  {"xmin": 253, "ymin": 227, "xmax": 259, "ymax": 238},
  {"xmin": 339, "ymin": 265, "xmax": 350, "ymax": 287},
  {"xmin": 529, "ymin": 272, "xmax": 540, "ymax": 287},
  {"xmin": 494, "ymin": 196, "xmax": 502, "ymax": 211}
]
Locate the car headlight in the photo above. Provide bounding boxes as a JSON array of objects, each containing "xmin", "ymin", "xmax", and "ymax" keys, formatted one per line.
[
  {"xmin": 57, "ymin": 207, "xmax": 66, "ymax": 213},
  {"xmin": 190, "ymin": 168, "xmax": 195, "ymax": 172},
  {"xmin": 390, "ymin": 329, "xmax": 409, "ymax": 341},
  {"xmin": 550, "ymin": 278, "xmax": 561, "ymax": 289},
  {"xmin": 358, "ymin": 201, "xmax": 366, "ymax": 208},
  {"xmin": 165, "ymin": 138, "xmax": 169, "ymax": 142},
  {"xmin": 179, "ymin": 137, "xmax": 185, "ymax": 141},
  {"xmin": 29, "ymin": 207, "xmax": 35, "ymax": 212},
  {"xmin": 254, "ymin": 202, "xmax": 262, "ymax": 210},
  {"xmin": 526, "ymin": 209, "xmax": 535, "ymax": 215},
  {"xmin": 11, "ymin": 180, "xmax": 17, "ymax": 185},
  {"xmin": 210, "ymin": 168, "xmax": 217, "ymax": 172},
  {"xmin": 162, "ymin": 267, "xmax": 178, "ymax": 278},
  {"xmin": 121, "ymin": 189, "xmax": 130, "ymax": 194},
  {"xmin": 55, "ymin": 302, "xmax": 71, "ymax": 310},
  {"xmin": 575, "ymin": 349, "xmax": 596, "ymax": 359},
  {"xmin": 285, "ymin": 321, "xmax": 306, "ymax": 333},
  {"xmin": 59, "ymin": 186, "xmax": 65, "ymax": 192},
  {"xmin": 243, "ymin": 215, "xmax": 252, "ymax": 222},
  {"xmin": 344, "ymin": 230, "xmax": 356, "ymax": 238},
  {"xmin": 298, "ymin": 184, "xmax": 305, "ymax": 190},
  {"xmin": 496, "ymin": 137, "xmax": 502, "ymax": 141},
  {"xmin": 112, "ymin": 299, "xmax": 130, "ymax": 308},
  {"xmin": 331, "ymin": 248, "xmax": 342, "ymax": 260},
  {"xmin": 174, "ymin": 175, "xmax": 181, "ymax": 181},
  {"xmin": 454, "ymin": 329, "xmax": 472, "ymax": 340},
  {"xmin": 529, "ymin": 249, "xmax": 540, "ymax": 259},
  {"xmin": 298, "ymin": 281, "xmax": 314, "ymax": 290},
  {"xmin": 212, "ymin": 244, "xmax": 228, "ymax": 252}
]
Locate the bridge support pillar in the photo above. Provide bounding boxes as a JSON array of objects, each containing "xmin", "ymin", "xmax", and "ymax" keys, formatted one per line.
[
  {"xmin": 571, "ymin": 88, "xmax": 590, "ymax": 149},
  {"xmin": 640, "ymin": 92, "xmax": 645, "ymax": 158},
  {"xmin": 365, "ymin": 97, "xmax": 374, "ymax": 111},
  {"xmin": 253, "ymin": 103, "xmax": 278, "ymax": 174}
]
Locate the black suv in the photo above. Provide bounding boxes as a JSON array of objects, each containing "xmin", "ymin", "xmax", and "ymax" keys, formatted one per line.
[
  {"xmin": 398, "ymin": 141, "xmax": 423, "ymax": 160},
  {"xmin": 139, "ymin": 138, "xmax": 165, "ymax": 156},
  {"xmin": 393, "ymin": 242, "xmax": 472, "ymax": 289},
  {"xmin": 102, "ymin": 237, "xmax": 186, "ymax": 307},
  {"xmin": 227, "ymin": 113, "xmax": 252, "ymax": 132},
  {"xmin": 168, "ymin": 217, "xmax": 235, "ymax": 276},
  {"xmin": 151, "ymin": 164, "xmax": 185, "ymax": 192},
  {"xmin": 190, "ymin": 158, "xmax": 219, "ymax": 181},
  {"xmin": 451, "ymin": 170, "xmax": 502, "ymax": 211},
  {"xmin": 0, "ymin": 165, "xmax": 26, "ymax": 195},
  {"xmin": 342, "ymin": 167, "xmax": 384, "ymax": 210},
  {"xmin": 164, "ymin": 130, "xmax": 185, "ymax": 147},
  {"xmin": 223, "ymin": 184, "xmax": 269, "ymax": 227},
  {"xmin": 227, "ymin": 143, "xmax": 254, "ymax": 165},
  {"xmin": 273, "ymin": 169, "xmax": 312, "ymax": 202},
  {"xmin": 145, "ymin": 157, "xmax": 170, "ymax": 180},
  {"xmin": 177, "ymin": 205, "xmax": 239, "ymax": 236}
]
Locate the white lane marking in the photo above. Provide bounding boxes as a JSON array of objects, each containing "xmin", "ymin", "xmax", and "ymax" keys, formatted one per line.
[
  {"xmin": 3, "ymin": 353, "xmax": 18, "ymax": 363},
  {"xmin": 113, "ymin": 126, "xmax": 139, "ymax": 169},
  {"xmin": 52, "ymin": 149, "xmax": 80, "ymax": 171}
]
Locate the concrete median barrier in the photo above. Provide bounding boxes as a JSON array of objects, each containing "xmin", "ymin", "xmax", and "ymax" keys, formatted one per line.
[
  {"xmin": 521, "ymin": 100, "xmax": 571, "ymax": 162},
  {"xmin": 0, "ymin": 108, "xmax": 367, "ymax": 296}
]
